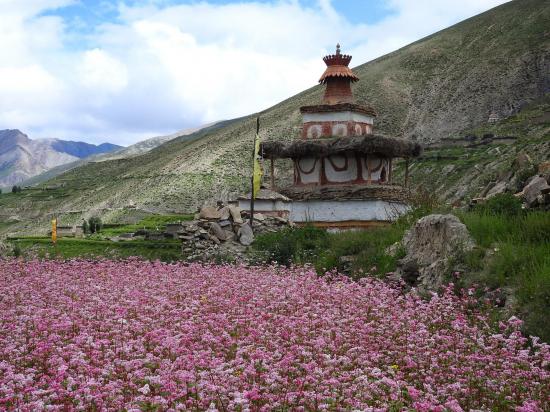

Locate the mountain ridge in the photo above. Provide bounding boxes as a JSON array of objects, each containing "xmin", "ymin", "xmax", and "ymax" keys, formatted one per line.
[
  {"xmin": 49, "ymin": 140, "xmax": 121, "ymax": 159},
  {"xmin": 0, "ymin": 129, "xmax": 122, "ymax": 187}
]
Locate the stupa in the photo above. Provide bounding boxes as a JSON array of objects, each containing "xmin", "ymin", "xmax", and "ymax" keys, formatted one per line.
[{"xmin": 241, "ymin": 45, "xmax": 422, "ymax": 229}]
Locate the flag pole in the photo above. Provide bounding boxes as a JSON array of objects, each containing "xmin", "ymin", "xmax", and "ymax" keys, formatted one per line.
[
  {"xmin": 249, "ymin": 117, "xmax": 260, "ymax": 227},
  {"xmin": 51, "ymin": 216, "xmax": 57, "ymax": 245}
]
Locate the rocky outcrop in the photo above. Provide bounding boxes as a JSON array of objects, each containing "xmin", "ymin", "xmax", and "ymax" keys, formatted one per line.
[
  {"xmin": 472, "ymin": 154, "xmax": 550, "ymax": 209},
  {"xmin": 396, "ymin": 214, "xmax": 475, "ymax": 290}
]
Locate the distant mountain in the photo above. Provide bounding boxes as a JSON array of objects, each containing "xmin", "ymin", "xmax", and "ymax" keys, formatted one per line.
[
  {"xmin": 0, "ymin": 129, "xmax": 121, "ymax": 187},
  {"xmin": 97, "ymin": 123, "xmax": 217, "ymax": 161},
  {"xmin": 49, "ymin": 140, "xmax": 121, "ymax": 159},
  {"xmin": 17, "ymin": 123, "xmax": 219, "ymax": 188}
]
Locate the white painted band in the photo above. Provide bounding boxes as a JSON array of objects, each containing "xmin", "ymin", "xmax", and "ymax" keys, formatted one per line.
[{"xmin": 303, "ymin": 111, "xmax": 374, "ymax": 124}]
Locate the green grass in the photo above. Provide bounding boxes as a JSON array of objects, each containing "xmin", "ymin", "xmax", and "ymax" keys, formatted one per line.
[
  {"xmin": 10, "ymin": 237, "xmax": 183, "ymax": 262},
  {"xmin": 457, "ymin": 210, "xmax": 550, "ymax": 248},
  {"xmin": 0, "ymin": 221, "xmax": 15, "ymax": 231},
  {"xmin": 456, "ymin": 210, "xmax": 550, "ymax": 341},
  {"xmin": 99, "ymin": 214, "xmax": 194, "ymax": 236},
  {"xmin": 6, "ymin": 213, "xmax": 195, "ymax": 262}
]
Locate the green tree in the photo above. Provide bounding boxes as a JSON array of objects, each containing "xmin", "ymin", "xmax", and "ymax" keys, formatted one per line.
[
  {"xmin": 11, "ymin": 185, "xmax": 17, "ymax": 194},
  {"xmin": 88, "ymin": 216, "xmax": 102, "ymax": 234},
  {"xmin": 82, "ymin": 220, "xmax": 89, "ymax": 234}
]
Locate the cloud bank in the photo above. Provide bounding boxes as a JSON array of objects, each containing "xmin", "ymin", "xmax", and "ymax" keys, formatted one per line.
[{"xmin": 0, "ymin": 0, "xmax": 508, "ymax": 145}]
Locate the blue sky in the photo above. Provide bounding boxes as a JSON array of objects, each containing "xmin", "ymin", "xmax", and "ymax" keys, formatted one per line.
[
  {"xmin": 0, "ymin": 0, "xmax": 509, "ymax": 145},
  {"xmin": 46, "ymin": 0, "xmax": 395, "ymax": 27}
]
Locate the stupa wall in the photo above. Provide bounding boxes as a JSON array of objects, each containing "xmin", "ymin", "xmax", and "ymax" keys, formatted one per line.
[
  {"xmin": 301, "ymin": 111, "xmax": 374, "ymax": 139},
  {"xmin": 302, "ymin": 121, "xmax": 373, "ymax": 139},
  {"xmin": 237, "ymin": 198, "xmax": 409, "ymax": 228},
  {"xmin": 289, "ymin": 199, "xmax": 409, "ymax": 225},
  {"xmin": 293, "ymin": 153, "xmax": 390, "ymax": 185}
]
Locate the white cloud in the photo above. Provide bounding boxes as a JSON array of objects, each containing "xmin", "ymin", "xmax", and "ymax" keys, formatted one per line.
[
  {"xmin": 79, "ymin": 49, "xmax": 128, "ymax": 93},
  {"xmin": 0, "ymin": 0, "xmax": 509, "ymax": 145}
]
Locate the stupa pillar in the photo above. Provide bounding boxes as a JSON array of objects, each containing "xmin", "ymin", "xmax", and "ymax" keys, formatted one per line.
[{"xmin": 323, "ymin": 77, "xmax": 354, "ymax": 104}]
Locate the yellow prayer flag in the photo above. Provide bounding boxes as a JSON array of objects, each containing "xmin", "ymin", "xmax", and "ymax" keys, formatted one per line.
[
  {"xmin": 51, "ymin": 218, "xmax": 57, "ymax": 244},
  {"xmin": 252, "ymin": 132, "xmax": 263, "ymax": 199}
]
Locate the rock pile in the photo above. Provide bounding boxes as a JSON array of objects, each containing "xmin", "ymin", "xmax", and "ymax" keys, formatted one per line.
[
  {"xmin": 514, "ymin": 161, "xmax": 550, "ymax": 208},
  {"xmin": 178, "ymin": 205, "xmax": 291, "ymax": 261},
  {"xmin": 473, "ymin": 154, "xmax": 550, "ymax": 209}
]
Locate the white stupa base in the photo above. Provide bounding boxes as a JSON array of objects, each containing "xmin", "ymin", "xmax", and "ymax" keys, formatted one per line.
[{"xmin": 238, "ymin": 198, "xmax": 410, "ymax": 229}]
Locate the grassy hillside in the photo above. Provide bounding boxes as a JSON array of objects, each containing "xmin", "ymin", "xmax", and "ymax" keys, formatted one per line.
[{"xmin": 0, "ymin": 0, "xmax": 548, "ymax": 234}]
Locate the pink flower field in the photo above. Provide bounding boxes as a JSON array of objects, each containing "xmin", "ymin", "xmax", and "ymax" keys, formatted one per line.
[{"xmin": 0, "ymin": 259, "xmax": 548, "ymax": 411}]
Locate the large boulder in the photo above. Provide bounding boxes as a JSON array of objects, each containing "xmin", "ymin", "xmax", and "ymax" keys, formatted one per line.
[
  {"xmin": 229, "ymin": 206, "xmax": 243, "ymax": 224},
  {"xmin": 397, "ymin": 214, "xmax": 475, "ymax": 290},
  {"xmin": 209, "ymin": 222, "xmax": 228, "ymax": 241},
  {"xmin": 237, "ymin": 223, "xmax": 254, "ymax": 246},
  {"xmin": 485, "ymin": 180, "xmax": 508, "ymax": 198},
  {"xmin": 519, "ymin": 176, "xmax": 550, "ymax": 207},
  {"xmin": 218, "ymin": 206, "xmax": 231, "ymax": 221},
  {"xmin": 199, "ymin": 206, "xmax": 221, "ymax": 220}
]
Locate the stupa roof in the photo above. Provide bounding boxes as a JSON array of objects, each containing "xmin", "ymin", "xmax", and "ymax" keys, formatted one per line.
[
  {"xmin": 261, "ymin": 134, "xmax": 422, "ymax": 159},
  {"xmin": 319, "ymin": 44, "xmax": 359, "ymax": 84}
]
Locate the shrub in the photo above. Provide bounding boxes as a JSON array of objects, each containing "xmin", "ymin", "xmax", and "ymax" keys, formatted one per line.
[
  {"xmin": 317, "ymin": 227, "xmax": 405, "ymax": 277},
  {"xmin": 253, "ymin": 225, "xmax": 328, "ymax": 266},
  {"xmin": 254, "ymin": 224, "xmax": 406, "ymax": 277},
  {"xmin": 12, "ymin": 243, "xmax": 21, "ymax": 258},
  {"xmin": 88, "ymin": 216, "xmax": 103, "ymax": 234},
  {"xmin": 475, "ymin": 193, "xmax": 523, "ymax": 216}
]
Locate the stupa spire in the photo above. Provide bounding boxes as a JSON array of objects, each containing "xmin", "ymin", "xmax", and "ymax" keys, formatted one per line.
[{"xmin": 319, "ymin": 44, "xmax": 359, "ymax": 105}]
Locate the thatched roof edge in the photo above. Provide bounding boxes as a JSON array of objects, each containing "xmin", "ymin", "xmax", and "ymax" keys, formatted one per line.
[
  {"xmin": 261, "ymin": 135, "xmax": 422, "ymax": 159},
  {"xmin": 280, "ymin": 184, "xmax": 410, "ymax": 202}
]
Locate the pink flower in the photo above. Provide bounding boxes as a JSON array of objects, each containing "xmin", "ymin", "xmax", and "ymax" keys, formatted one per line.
[
  {"xmin": 0, "ymin": 259, "xmax": 547, "ymax": 410},
  {"xmin": 138, "ymin": 384, "xmax": 150, "ymax": 395}
]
